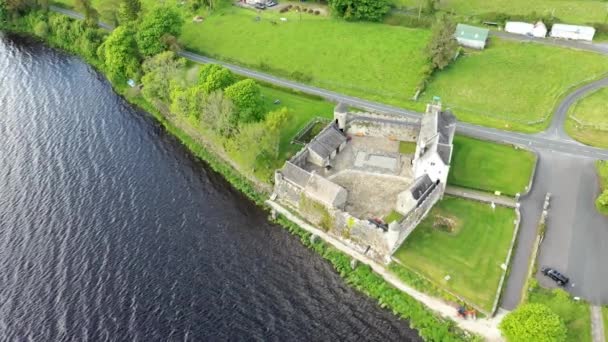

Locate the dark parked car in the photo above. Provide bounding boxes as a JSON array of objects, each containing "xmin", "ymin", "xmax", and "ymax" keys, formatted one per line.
[
  {"xmin": 541, "ymin": 267, "xmax": 569, "ymax": 286},
  {"xmin": 254, "ymin": 3, "xmax": 266, "ymax": 9}
]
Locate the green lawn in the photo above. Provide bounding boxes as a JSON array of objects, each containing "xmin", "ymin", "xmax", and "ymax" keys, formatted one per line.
[
  {"xmin": 565, "ymin": 87, "xmax": 608, "ymax": 148},
  {"xmin": 180, "ymin": 7, "xmax": 429, "ymax": 107},
  {"xmin": 393, "ymin": 196, "xmax": 516, "ymax": 312},
  {"xmin": 448, "ymin": 135, "xmax": 536, "ymax": 196},
  {"xmin": 384, "ymin": 210, "xmax": 404, "ymax": 223},
  {"xmin": 259, "ymin": 85, "xmax": 334, "ymax": 161},
  {"xmin": 528, "ymin": 287, "xmax": 592, "ymax": 342},
  {"xmin": 420, "ymin": 39, "xmax": 608, "ymax": 133},
  {"xmin": 596, "ymin": 160, "xmax": 608, "ymax": 215},
  {"xmin": 399, "ymin": 141, "xmax": 417, "ymax": 154},
  {"xmin": 393, "ymin": 0, "xmax": 608, "ymax": 25}
]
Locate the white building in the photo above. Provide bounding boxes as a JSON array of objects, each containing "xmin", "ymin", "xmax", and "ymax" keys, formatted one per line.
[
  {"xmin": 550, "ymin": 24, "xmax": 595, "ymax": 42},
  {"xmin": 505, "ymin": 21, "xmax": 547, "ymax": 38},
  {"xmin": 412, "ymin": 102, "xmax": 456, "ymax": 185}
]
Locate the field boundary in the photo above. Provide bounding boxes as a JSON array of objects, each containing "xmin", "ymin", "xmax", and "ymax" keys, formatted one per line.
[{"xmin": 492, "ymin": 207, "xmax": 522, "ymax": 314}]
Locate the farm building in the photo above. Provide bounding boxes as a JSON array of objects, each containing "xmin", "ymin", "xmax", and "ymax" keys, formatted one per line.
[
  {"xmin": 505, "ymin": 21, "xmax": 547, "ymax": 38},
  {"xmin": 455, "ymin": 24, "xmax": 489, "ymax": 49},
  {"xmin": 550, "ymin": 24, "xmax": 595, "ymax": 41}
]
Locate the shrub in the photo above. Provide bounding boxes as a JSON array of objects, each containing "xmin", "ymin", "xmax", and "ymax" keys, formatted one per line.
[
  {"xmin": 328, "ymin": 0, "xmax": 391, "ymax": 22},
  {"xmin": 307, "ymin": 8, "xmax": 314, "ymax": 14},
  {"xmin": 500, "ymin": 303, "xmax": 567, "ymax": 342},
  {"xmin": 314, "ymin": 10, "xmax": 320, "ymax": 15},
  {"xmin": 279, "ymin": 7, "xmax": 288, "ymax": 13},
  {"xmin": 34, "ymin": 20, "xmax": 49, "ymax": 38},
  {"xmin": 384, "ymin": 12, "xmax": 432, "ymax": 29},
  {"xmin": 290, "ymin": 71, "xmax": 312, "ymax": 83}
]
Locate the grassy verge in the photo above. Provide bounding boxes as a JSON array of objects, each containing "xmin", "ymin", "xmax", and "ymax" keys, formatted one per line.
[
  {"xmin": 393, "ymin": 0, "xmax": 608, "ymax": 25},
  {"xmin": 564, "ymin": 87, "xmax": 608, "ymax": 149},
  {"xmin": 527, "ymin": 285, "xmax": 592, "ymax": 342},
  {"xmin": 420, "ymin": 39, "xmax": 608, "ymax": 133},
  {"xmin": 596, "ymin": 160, "xmax": 608, "ymax": 215},
  {"xmin": 603, "ymin": 306, "xmax": 608, "ymax": 342},
  {"xmin": 393, "ymin": 196, "xmax": 516, "ymax": 313},
  {"xmin": 447, "ymin": 135, "xmax": 536, "ymax": 196}
]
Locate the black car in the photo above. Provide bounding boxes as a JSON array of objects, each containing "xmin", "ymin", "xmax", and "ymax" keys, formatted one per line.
[
  {"xmin": 254, "ymin": 3, "xmax": 266, "ymax": 9},
  {"xmin": 541, "ymin": 267, "xmax": 569, "ymax": 286}
]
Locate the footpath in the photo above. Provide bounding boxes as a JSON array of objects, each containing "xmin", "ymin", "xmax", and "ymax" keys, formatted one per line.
[
  {"xmin": 445, "ymin": 186, "xmax": 517, "ymax": 208},
  {"xmin": 267, "ymin": 200, "xmax": 505, "ymax": 341},
  {"xmin": 591, "ymin": 305, "xmax": 606, "ymax": 342}
]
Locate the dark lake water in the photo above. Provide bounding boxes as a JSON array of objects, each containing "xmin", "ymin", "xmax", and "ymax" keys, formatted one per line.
[{"xmin": 0, "ymin": 33, "xmax": 420, "ymax": 341}]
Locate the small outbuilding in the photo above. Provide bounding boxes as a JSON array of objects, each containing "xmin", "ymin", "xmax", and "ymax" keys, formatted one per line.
[
  {"xmin": 505, "ymin": 21, "xmax": 547, "ymax": 38},
  {"xmin": 306, "ymin": 124, "xmax": 347, "ymax": 167},
  {"xmin": 550, "ymin": 23, "xmax": 595, "ymax": 42},
  {"xmin": 455, "ymin": 24, "xmax": 489, "ymax": 50}
]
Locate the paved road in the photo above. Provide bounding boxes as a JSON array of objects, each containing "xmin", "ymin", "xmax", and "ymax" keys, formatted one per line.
[
  {"xmin": 50, "ymin": 5, "xmax": 608, "ymax": 309},
  {"xmin": 490, "ymin": 30, "xmax": 608, "ymax": 55}
]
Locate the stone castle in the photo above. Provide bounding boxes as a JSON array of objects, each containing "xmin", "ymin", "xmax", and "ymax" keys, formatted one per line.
[{"xmin": 272, "ymin": 101, "xmax": 456, "ymax": 262}]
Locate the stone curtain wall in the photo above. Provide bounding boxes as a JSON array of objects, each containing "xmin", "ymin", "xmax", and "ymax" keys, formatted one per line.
[
  {"xmin": 390, "ymin": 184, "xmax": 445, "ymax": 255},
  {"xmin": 334, "ymin": 212, "xmax": 390, "ymax": 258}
]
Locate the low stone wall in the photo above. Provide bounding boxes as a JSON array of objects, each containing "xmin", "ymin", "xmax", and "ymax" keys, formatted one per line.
[
  {"xmin": 346, "ymin": 120, "xmax": 419, "ymax": 141},
  {"xmin": 334, "ymin": 212, "xmax": 390, "ymax": 258},
  {"xmin": 390, "ymin": 184, "xmax": 444, "ymax": 255}
]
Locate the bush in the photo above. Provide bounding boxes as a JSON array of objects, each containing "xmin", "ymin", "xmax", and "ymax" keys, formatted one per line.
[
  {"xmin": 290, "ymin": 70, "xmax": 312, "ymax": 83},
  {"xmin": 384, "ymin": 12, "xmax": 432, "ymax": 29},
  {"xmin": 328, "ymin": 0, "xmax": 391, "ymax": 22},
  {"xmin": 307, "ymin": 8, "xmax": 314, "ymax": 14},
  {"xmin": 314, "ymin": 10, "xmax": 320, "ymax": 15},
  {"xmin": 500, "ymin": 303, "xmax": 567, "ymax": 342},
  {"xmin": 279, "ymin": 7, "xmax": 288, "ymax": 13},
  {"xmin": 34, "ymin": 20, "xmax": 49, "ymax": 38}
]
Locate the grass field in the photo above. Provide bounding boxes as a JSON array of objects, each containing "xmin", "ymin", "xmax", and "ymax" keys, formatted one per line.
[
  {"xmin": 565, "ymin": 87, "xmax": 608, "ymax": 148},
  {"xmin": 528, "ymin": 287, "xmax": 592, "ymax": 342},
  {"xmin": 448, "ymin": 135, "xmax": 536, "ymax": 196},
  {"xmin": 179, "ymin": 7, "xmax": 429, "ymax": 107},
  {"xmin": 399, "ymin": 141, "xmax": 417, "ymax": 154},
  {"xmin": 420, "ymin": 39, "xmax": 608, "ymax": 132},
  {"xmin": 393, "ymin": 0, "xmax": 608, "ymax": 25},
  {"xmin": 393, "ymin": 196, "xmax": 516, "ymax": 312}
]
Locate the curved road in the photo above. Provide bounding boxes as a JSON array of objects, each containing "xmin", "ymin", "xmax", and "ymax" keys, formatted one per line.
[{"xmin": 49, "ymin": 5, "xmax": 608, "ymax": 309}]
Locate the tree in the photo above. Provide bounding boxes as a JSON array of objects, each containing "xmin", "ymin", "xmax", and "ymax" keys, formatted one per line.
[
  {"xmin": 34, "ymin": 20, "xmax": 49, "ymax": 38},
  {"xmin": 140, "ymin": 51, "xmax": 185, "ymax": 103},
  {"xmin": 202, "ymin": 90, "xmax": 236, "ymax": 137},
  {"xmin": 425, "ymin": 15, "xmax": 459, "ymax": 71},
  {"xmin": 97, "ymin": 26, "xmax": 140, "ymax": 83},
  {"xmin": 198, "ymin": 64, "xmax": 236, "ymax": 93},
  {"xmin": 327, "ymin": 0, "xmax": 391, "ymax": 22},
  {"xmin": 79, "ymin": 27, "xmax": 106, "ymax": 60},
  {"xmin": 97, "ymin": 0, "xmax": 120, "ymax": 27},
  {"xmin": 224, "ymin": 79, "xmax": 263, "ymax": 123},
  {"xmin": 118, "ymin": 0, "xmax": 140, "ymax": 23},
  {"xmin": 597, "ymin": 189, "xmax": 608, "ymax": 208},
  {"xmin": 499, "ymin": 303, "xmax": 567, "ymax": 342},
  {"xmin": 74, "ymin": 0, "xmax": 99, "ymax": 28},
  {"xmin": 263, "ymin": 107, "xmax": 290, "ymax": 158},
  {"xmin": 135, "ymin": 6, "xmax": 183, "ymax": 57}
]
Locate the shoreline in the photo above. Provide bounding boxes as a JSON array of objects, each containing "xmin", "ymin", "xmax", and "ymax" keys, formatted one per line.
[{"xmin": 0, "ymin": 23, "xmax": 481, "ymax": 341}]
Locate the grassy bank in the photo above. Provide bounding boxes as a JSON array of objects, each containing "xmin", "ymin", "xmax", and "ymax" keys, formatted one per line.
[
  {"xmin": 393, "ymin": 196, "xmax": 516, "ymax": 313},
  {"xmin": 565, "ymin": 87, "xmax": 608, "ymax": 149},
  {"xmin": 527, "ymin": 285, "xmax": 592, "ymax": 342},
  {"xmin": 420, "ymin": 39, "xmax": 608, "ymax": 132},
  {"xmin": 448, "ymin": 135, "xmax": 536, "ymax": 196}
]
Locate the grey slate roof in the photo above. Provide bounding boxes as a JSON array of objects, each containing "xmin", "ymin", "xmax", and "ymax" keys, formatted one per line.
[
  {"xmin": 281, "ymin": 162, "xmax": 312, "ymax": 188},
  {"xmin": 409, "ymin": 174, "xmax": 435, "ymax": 200},
  {"xmin": 308, "ymin": 125, "xmax": 347, "ymax": 159},
  {"xmin": 436, "ymin": 143, "xmax": 453, "ymax": 165},
  {"xmin": 304, "ymin": 173, "xmax": 347, "ymax": 208},
  {"xmin": 335, "ymin": 102, "xmax": 348, "ymax": 113},
  {"xmin": 437, "ymin": 111, "xmax": 456, "ymax": 145}
]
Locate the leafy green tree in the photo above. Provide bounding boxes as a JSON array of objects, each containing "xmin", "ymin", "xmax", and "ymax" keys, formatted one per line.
[
  {"xmin": 74, "ymin": 0, "xmax": 99, "ymax": 28},
  {"xmin": 499, "ymin": 303, "xmax": 567, "ymax": 342},
  {"xmin": 140, "ymin": 51, "xmax": 185, "ymax": 103},
  {"xmin": 79, "ymin": 27, "xmax": 106, "ymax": 60},
  {"xmin": 202, "ymin": 90, "xmax": 236, "ymax": 137},
  {"xmin": 597, "ymin": 189, "xmax": 608, "ymax": 208},
  {"xmin": 97, "ymin": 0, "xmax": 120, "ymax": 27},
  {"xmin": 263, "ymin": 107, "xmax": 290, "ymax": 158},
  {"xmin": 327, "ymin": 0, "xmax": 391, "ymax": 22},
  {"xmin": 34, "ymin": 20, "xmax": 49, "ymax": 38},
  {"xmin": 0, "ymin": 2, "xmax": 7, "ymax": 24},
  {"xmin": 135, "ymin": 6, "xmax": 183, "ymax": 57},
  {"xmin": 97, "ymin": 26, "xmax": 140, "ymax": 83},
  {"xmin": 224, "ymin": 79, "xmax": 263, "ymax": 123},
  {"xmin": 426, "ymin": 15, "xmax": 458, "ymax": 71},
  {"xmin": 198, "ymin": 64, "xmax": 236, "ymax": 93},
  {"xmin": 118, "ymin": 0, "xmax": 140, "ymax": 23}
]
